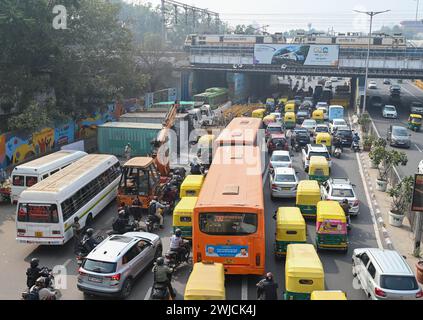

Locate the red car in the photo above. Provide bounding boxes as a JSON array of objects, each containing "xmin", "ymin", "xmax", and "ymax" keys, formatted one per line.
[
  {"xmin": 267, "ymin": 134, "xmax": 289, "ymax": 154},
  {"xmin": 265, "ymin": 123, "xmax": 284, "ymax": 140}
]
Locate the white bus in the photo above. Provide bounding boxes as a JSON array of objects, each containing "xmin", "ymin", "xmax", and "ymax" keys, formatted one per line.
[
  {"xmin": 11, "ymin": 150, "xmax": 87, "ymax": 203},
  {"xmin": 16, "ymin": 154, "xmax": 121, "ymax": 245}
]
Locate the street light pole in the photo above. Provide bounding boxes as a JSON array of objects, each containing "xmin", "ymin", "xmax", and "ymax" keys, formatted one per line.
[
  {"xmin": 416, "ymin": 0, "xmax": 420, "ymax": 21},
  {"xmin": 354, "ymin": 10, "xmax": 390, "ymax": 115}
]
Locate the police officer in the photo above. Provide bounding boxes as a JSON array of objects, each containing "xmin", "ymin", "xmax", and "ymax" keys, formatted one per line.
[{"xmin": 152, "ymin": 257, "xmax": 175, "ymax": 298}]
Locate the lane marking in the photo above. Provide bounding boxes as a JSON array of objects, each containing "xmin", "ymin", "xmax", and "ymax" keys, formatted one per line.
[
  {"xmin": 416, "ymin": 144, "xmax": 422, "ymax": 153},
  {"xmin": 401, "ymin": 84, "xmax": 423, "ymax": 102},
  {"xmin": 144, "ymin": 287, "xmax": 151, "ymax": 300},
  {"xmin": 241, "ymin": 276, "xmax": 248, "ymax": 300}
]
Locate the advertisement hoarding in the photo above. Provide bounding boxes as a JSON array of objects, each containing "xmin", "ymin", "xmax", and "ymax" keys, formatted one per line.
[
  {"xmin": 412, "ymin": 174, "xmax": 423, "ymax": 212},
  {"xmin": 254, "ymin": 44, "xmax": 339, "ymax": 67}
]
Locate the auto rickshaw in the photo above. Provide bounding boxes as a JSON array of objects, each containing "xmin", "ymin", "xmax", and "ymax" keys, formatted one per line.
[
  {"xmin": 315, "ymin": 132, "xmax": 332, "ymax": 150},
  {"xmin": 263, "ymin": 114, "xmax": 277, "ymax": 126},
  {"xmin": 316, "ymin": 201, "xmax": 348, "ymax": 252},
  {"xmin": 252, "ymin": 108, "xmax": 266, "ymax": 119},
  {"xmin": 284, "ymin": 112, "xmax": 296, "ymax": 129},
  {"xmin": 408, "ymin": 114, "xmax": 422, "ymax": 132},
  {"xmin": 296, "ymin": 180, "xmax": 321, "ymax": 218},
  {"xmin": 285, "ymin": 103, "xmax": 296, "ymax": 113},
  {"xmin": 310, "ymin": 290, "xmax": 347, "ymax": 300},
  {"xmin": 274, "ymin": 207, "xmax": 307, "ymax": 257},
  {"xmin": 184, "ymin": 262, "xmax": 226, "ymax": 300},
  {"xmin": 172, "ymin": 196, "xmax": 197, "ymax": 239},
  {"xmin": 308, "ymin": 156, "xmax": 330, "ymax": 183},
  {"xmin": 284, "ymin": 244, "xmax": 325, "ymax": 300},
  {"xmin": 278, "ymin": 97, "xmax": 288, "ymax": 106},
  {"xmin": 180, "ymin": 175, "xmax": 204, "ymax": 197},
  {"xmin": 312, "ymin": 109, "xmax": 325, "ymax": 124}
]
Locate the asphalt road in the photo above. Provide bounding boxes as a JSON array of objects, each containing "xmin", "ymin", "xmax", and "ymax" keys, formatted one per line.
[{"xmin": 365, "ymin": 79, "xmax": 423, "ymax": 178}]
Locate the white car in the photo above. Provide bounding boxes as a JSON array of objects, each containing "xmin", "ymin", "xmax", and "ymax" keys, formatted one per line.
[
  {"xmin": 352, "ymin": 248, "xmax": 423, "ymax": 300},
  {"xmin": 321, "ymin": 178, "xmax": 360, "ymax": 215},
  {"xmin": 316, "ymin": 102, "xmax": 328, "ymax": 109},
  {"xmin": 324, "ymin": 80, "xmax": 332, "ymax": 88},
  {"xmin": 301, "ymin": 119, "xmax": 317, "ymax": 133},
  {"xmin": 270, "ymin": 112, "xmax": 282, "ymax": 122},
  {"xmin": 419, "ymin": 160, "xmax": 423, "ymax": 174},
  {"xmin": 269, "ymin": 167, "xmax": 299, "ymax": 199},
  {"xmin": 302, "ymin": 144, "xmax": 332, "ymax": 171},
  {"xmin": 330, "ymin": 77, "xmax": 338, "ymax": 82},
  {"xmin": 368, "ymin": 81, "xmax": 377, "ymax": 89},
  {"xmin": 269, "ymin": 150, "xmax": 293, "ymax": 172},
  {"xmin": 330, "ymin": 118, "xmax": 347, "ymax": 133},
  {"xmin": 382, "ymin": 105, "xmax": 398, "ymax": 119}
]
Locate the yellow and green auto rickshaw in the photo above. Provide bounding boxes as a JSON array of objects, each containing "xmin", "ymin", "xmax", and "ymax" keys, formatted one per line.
[
  {"xmin": 278, "ymin": 97, "xmax": 288, "ymax": 106},
  {"xmin": 296, "ymin": 180, "xmax": 321, "ymax": 219},
  {"xmin": 274, "ymin": 207, "xmax": 307, "ymax": 257},
  {"xmin": 172, "ymin": 196, "xmax": 198, "ymax": 239},
  {"xmin": 180, "ymin": 175, "xmax": 204, "ymax": 197},
  {"xmin": 312, "ymin": 109, "xmax": 325, "ymax": 124},
  {"xmin": 284, "ymin": 244, "xmax": 325, "ymax": 300},
  {"xmin": 284, "ymin": 103, "xmax": 296, "ymax": 114},
  {"xmin": 316, "ymin": 201, "xmax": 348, "ymax": 252},
  {"xmin": 408, "ymin": 114, "xmax": 422, "ymax": 132},
  {"xmin": 252, "ymin": 108, "xmax": 266, "ymax": 119},
  {"xmin": 263, "ymin": 114, "xmax": 277, "ymax": 126},
  {"xmin": 284, "ymin": 112, "xmax": 296, "ymax": 129},
  {"xmin": 315, "ymin": 132, "xmax": 332, "ymax": 151},
  {"xmin": 184, "ymin": 262, "xmax": 226, "ymax": 300},
  {"xmin": 310, "ymin": 290, "xmax": 347, "ymax": 300},
  {"xmin": 308, "ymin": 156, "xmax": 330, "ymax": 183}
]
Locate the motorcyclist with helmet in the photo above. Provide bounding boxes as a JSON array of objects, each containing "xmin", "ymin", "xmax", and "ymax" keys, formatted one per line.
[
  {"xmin": 81, "ymin": 228, "xmax": 99, "ymax": 252},
  {"xmin": 26, "ymin": 258, "xmax": 42, "ymax": 289},
  {"xmin": 169, "ymin": 229, "xmax": 189, "ymax": 263},
  {"xmin": 112, "ymin": 210, "xmax": 131, "ymax": 234},
  {"xmin": 28, "ymin": 277, "xmax": 57, "ymax": 300},
  {"xmin": 152, "ymin": 257, "xmax": 176, "ymax": 299}
]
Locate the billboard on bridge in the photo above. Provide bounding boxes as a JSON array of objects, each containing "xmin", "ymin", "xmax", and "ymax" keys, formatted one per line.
[{"xmin": 253, "ymin": 44, "xmax": 339, "ymax": 66}]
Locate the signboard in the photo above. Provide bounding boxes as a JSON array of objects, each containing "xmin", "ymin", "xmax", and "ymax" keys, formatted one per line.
[
  {"xmin": 205, "ymin": 245, "xmax": 249, "ymax": 258},
  {"xmin": 254, "ymin": 44, "xmax": 339, "ymax": 66},
  {"xmin": 411, "ymin": 174, "xmax": 423, "ymax": 212}
]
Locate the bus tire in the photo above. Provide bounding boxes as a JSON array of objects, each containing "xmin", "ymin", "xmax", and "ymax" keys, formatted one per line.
[{"xmin": 85, "ymin": 214, "xmax": 93, "ymax": 227}]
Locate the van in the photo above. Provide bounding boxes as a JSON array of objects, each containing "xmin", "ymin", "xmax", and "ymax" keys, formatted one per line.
[
  {"xmin": 352, "ymin": 248, "xmax": 422, "ymax": 300},
  {"xmin": 328, "ymin": 105, "xmax": 344, "ymax": 122}
]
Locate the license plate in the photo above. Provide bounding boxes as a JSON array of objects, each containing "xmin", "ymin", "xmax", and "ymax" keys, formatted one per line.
[
  {"xmin": 88, "ymin": 276, "xmax": 102, "ymax": 283},
  {"xmin": 282, "ymin": 187, "xmax": 291, "ymax": 191},
  {"xmin": 35, "ymin": 232, "xmax": 43, "ymax": 238}
]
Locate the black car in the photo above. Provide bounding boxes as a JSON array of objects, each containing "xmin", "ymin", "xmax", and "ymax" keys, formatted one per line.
[
  {"xmin": 291, "ymin": 128, "xmax": 311, "ymax": 148},
  {"xmin": 296, "ymin": 107, "xmax": 310, "ymax": 124},
  {"xmin": 334, "ymin": 128, "xmax": 353, "ymax": 147}
]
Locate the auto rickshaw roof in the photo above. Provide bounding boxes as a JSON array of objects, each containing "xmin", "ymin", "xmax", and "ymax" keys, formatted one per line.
[
  {"xmin": 184, "ymin": 262, "xmax": 226, "ymax": 299},
  {"xmin": 317, "ymin": 201, "xmax": 346, "ymax": 222},
  {"xmin": 174, "ymin": 197, "xmax": 198, "ymax": 213},
  {"xmin": 252, "ymin": 108, "xmax": 266, "ymax": 113},
  {"xmin": 309, "ymin": 156, "xmax": 329, "ymax": 166},
  {"xmin": 285, "ymin": 244, "xmax": 324, "ymax": 277},
  {"xmin": 311, "ymin": 290, "xmax": 347, "ymax": 300},
  {"xmin": 284, "ymin": 112, "xmax": 296, "ymax": 117},
  {"xmin": 297, "ymin": 180, "xmax": 320, "ymax": 194},
  {"xmin": 316, "ymin": 132, "xmax": 331, "ymax": 139},
  {"xmin": 263, "ymin": 114, "xmax": 277, "ymax": 120},
  {"xmin": 277, "ymin": 207, "xmax": 305, "ymax": 227},
  {"xmin": 123, "ymin": 157, "xmax": 153, "ymax": 168},
  {"xmin": 410, "ymin": 114, "xmax": 422, "ymax": 119},
  {"xmin": 181, "ymin": 175, "xmax": 205, "ymax": 188}
]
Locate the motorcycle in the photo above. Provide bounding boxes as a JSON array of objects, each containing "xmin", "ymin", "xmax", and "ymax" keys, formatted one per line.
[
  {"xmin": 21, "ymin": 267, "xmax": 58, "ymax": 300},
  {"xmin": 352, "ymin": 140, "xmax": 360, "ymax": 152},
  {"xmin": 165, "ymin": 241, "xmax": 191, "ymax": 269},
  {"xmin": 333, "ymin": 147, "xmax": 342, "ymax": 159},
  {"xmin": 150, "ymin": 270, "xmax": 175, "ymax": 300},
  {"xmin": 146, "ymin": 214, "xmax": 161, "ymax": 233},
  {"xmin": 76, "ymin": 235, "xmax": 104, "ymax": 266}
]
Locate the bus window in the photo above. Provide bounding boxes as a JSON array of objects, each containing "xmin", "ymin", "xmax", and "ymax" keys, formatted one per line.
[
  {"xmin": 199, "ymin": 213, "xmax": 258, "ymax": 235},
  {"xmin": 51, "ymin": 169, "xmax": 60, "ymax": 175},
  {"xmin": 26, "ymin": 176, "xmax": 38, "ymax": 187},
  {"xmin": 13, "ymin": 175, "xmax": 25, "ymax": 186},
  {"xmin": 17, "ymin": 204, "xmax": 59, "ymax": 223},
  {"xmin": 42, "ymin": 174, "xmax": 49, "ymax": 179}
]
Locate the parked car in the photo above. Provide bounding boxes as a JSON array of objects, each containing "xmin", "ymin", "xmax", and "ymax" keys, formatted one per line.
[
  {"xmin": 410, "ymin": 101, "xmax": 423, "ymax": 115},
  {"xmin": 330, "ymin": 118, "xmax": 348, "ymax": 133},
  {"xmin": 321, "ymin": 178, "xmax": 359, "ymax": 215},
  {"xmin": 383, "ymin": 79, "xmax": 391, "ymax": 85},
  {"xmin": 382, "ymin": 105, "xmax": 398, "ymax": 119},
  {"xmin": 333, "ymin": 127, "xmax": 353, "ymax": 147},
  {"xmin": 77, "ymin": 232, "xmax": 162, "ymax": 298},
  {"xmin": 269, "ymin": 167, "xmax": 299, "ymax": 199},
  {"xmin": 269, "ymin": 150, "xmax": 293, "ymax": 171},
  {"xmin": 387, "ymin": 125, "xmax": 411, "ymax": 148},
  {"xmin": 352, "ymin": 248, "xmax": 423, "ymax": 300},
  {"xmin": 368, "ymin": 81, "xmax": 377, "ymax": 89},
  {"xmin": 302, "ymin": 144, "xmax": 332, "ymax": 171},
  {"xmin": 267, "ymin": 134, "xmax": 289, "ymax": 154},
  {"xmin": 265, "ymin": 122, "xmax": 283, "ymax": 140}
]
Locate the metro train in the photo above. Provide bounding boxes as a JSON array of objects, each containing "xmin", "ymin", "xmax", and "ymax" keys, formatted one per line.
[{"xmin": 184, "ymin": 33, "xmax": 287, "ymax": 47}]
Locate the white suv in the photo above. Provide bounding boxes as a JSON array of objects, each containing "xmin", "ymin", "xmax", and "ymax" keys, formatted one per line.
[
  {"xmin": 352, "ymin": 248, "xmax": 422, "ymax": 300},
  {"xmin": 302, "ymin": 144, "xmax": 332, "ymax": 172},
  {"xmin": 321, "ymin": 178, "xmax": 360, "ymax": 216}
]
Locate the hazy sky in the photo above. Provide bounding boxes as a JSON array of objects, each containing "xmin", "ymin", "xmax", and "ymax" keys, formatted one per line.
[{"xmin": 126, "ymin": 0, "xmax": 421, "ymax": 33}]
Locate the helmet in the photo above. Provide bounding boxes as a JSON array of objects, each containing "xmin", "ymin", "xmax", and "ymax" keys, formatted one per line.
[
  {"xmin": 118, "ymin": 210, "xmax": 125, "ymax": 216},
  {"xmin": 156, "ymin": 257, "xmax": 164, "ymax": 266},
  {"xmin": 30, "ymin": 258, "xmax": 39, "ymax": 268},
  {"xmin": 266, "ymin": 272, "xmax": 274, "ymax": 280},
  {"xmin": 74, "ymin": 216, "xmax": 79, "ymax": 222},
  {"xmin": 86, "ymin": 228, "xmax": 94, "ymax": 237},
  {"xmin": 35, "ymin": 277, "xmax": 46, "ymax": 287},
  {"xmin": 343, "ymin": 199, "xmax": 349, "ymax": 204},
  {"xmin": 175, "ymin": 229, "xmax": 182, "ymax": 237}
]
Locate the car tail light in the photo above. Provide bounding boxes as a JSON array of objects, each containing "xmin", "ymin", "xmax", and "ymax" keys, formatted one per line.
[
  {"xmin": 17, "ymin": 229, "xmax": 26, "ymax": 234},
  {"xmin": 78, "ymin": 268, "xmax": 86, "ymax": 276},
  {"xmin": 269, "ymin": 163, "xmax": 273, "ymax": 169},
  {"xmin": 374, "ymin": 287, "xmax": 386, "ymax": 298},
  {"xmin": 272, "ymin": 184, "xmax": 278, "ymax": 190},
  {"xmin": 110, "ymin": 274, "xmax": 121, "ymax": 281},
  {"xmin": 353, "ymin": 200, "xmax": 359, "ymax": 207},
  {"xmin": 416, "ymin": 290, "xmax": 423, "ymax": 298},
  {"xmin": 256, "ymin": 253, "xmax": 261, "ymax": 266}
]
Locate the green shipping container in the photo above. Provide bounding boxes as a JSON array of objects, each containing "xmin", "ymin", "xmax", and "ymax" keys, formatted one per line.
[{"xmin": 97, "ymin": 122, "xmax": 162, "ymax": 157}]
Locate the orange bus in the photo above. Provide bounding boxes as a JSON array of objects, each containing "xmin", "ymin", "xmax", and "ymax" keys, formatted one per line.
[
  {"xmin": 214, "ymin": 117, "xmax": 264, "ymax": 148},
  {"xmin": 193, "ymin": 145, "xmax": 265, "ymax": 275}
]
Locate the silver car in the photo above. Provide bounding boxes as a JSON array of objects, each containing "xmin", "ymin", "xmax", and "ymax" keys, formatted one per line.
[
  {"xmin": 387, "ymin": 125, "xmax": 411, "ymax": 148},
  {"xmin": 77, "ymin": 232, "xmax": 162, "ymax": 298},
  {"xmin": 269, "ymin": 167, "xmax": 299, "ymax": 199}
]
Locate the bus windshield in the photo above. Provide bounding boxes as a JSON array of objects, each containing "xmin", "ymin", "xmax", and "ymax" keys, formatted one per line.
[
  {"xmin": 17, "ymin": 203, "xmax": 59, "ymax": 223},
  {"xmin": 199, "ymin": 213, "xmax": 257, "ymax": 236}
]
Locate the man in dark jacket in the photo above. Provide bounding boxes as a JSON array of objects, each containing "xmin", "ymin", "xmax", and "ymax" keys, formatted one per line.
[
  {"xmin": 256, "ymin": 272, "xmax": 278, "ymax": 300},
  {"xmin": 26, "ymin": 258, "xmax": 42, "ymax": 289}
]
